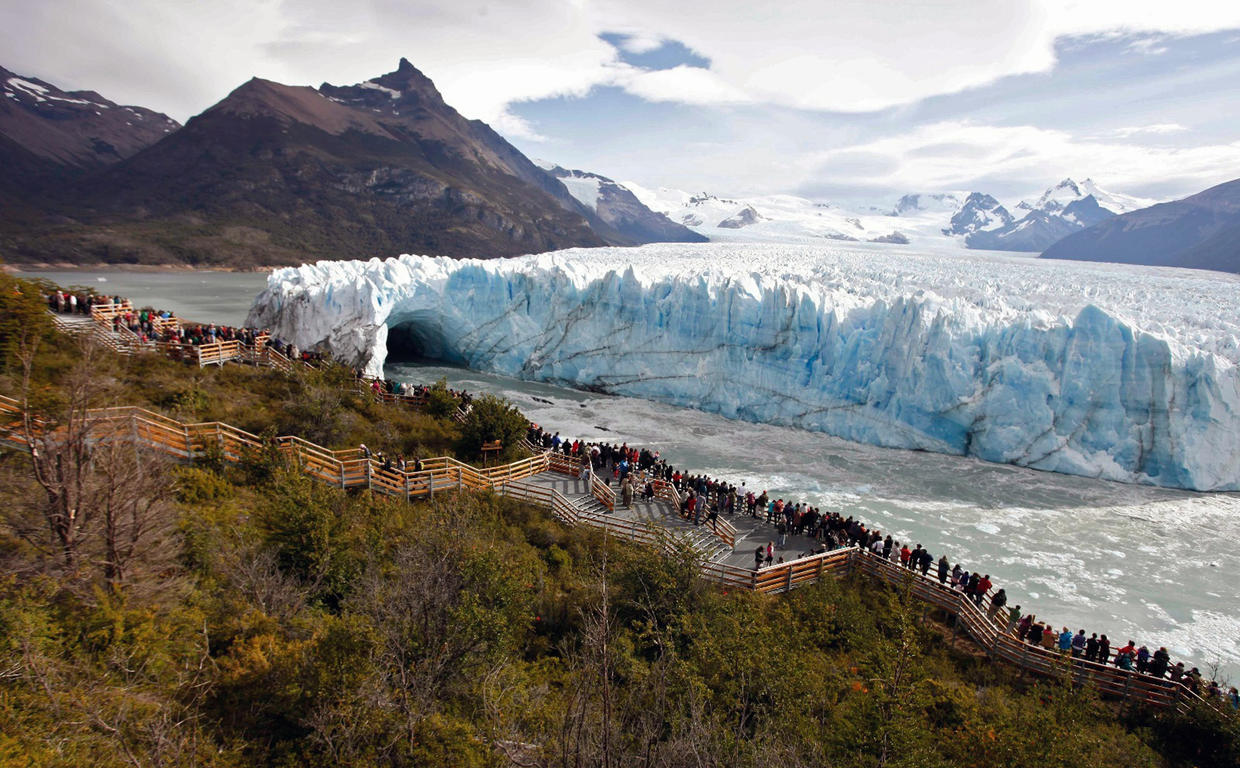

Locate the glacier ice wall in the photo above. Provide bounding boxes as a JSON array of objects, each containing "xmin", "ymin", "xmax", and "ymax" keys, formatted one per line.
[{"xmin": 247, "ymin": 244, "xmax": 1240, "ymax": 491}]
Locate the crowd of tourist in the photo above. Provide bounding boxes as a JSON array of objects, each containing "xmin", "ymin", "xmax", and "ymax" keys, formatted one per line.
[
  {"xmin": 45, "ymin": 289, "xmax": 326, "ymax": 363},
  {"xmin": 361, "ymin": 374, "xmax": 475, "ymax": 409},
  {"xmin": 47, "ymin": 289, "xmax": 112, "ymax": 316},
  {"xmin": 524, "ymin": 424, "xmax": 1238, "ymax": 707}
]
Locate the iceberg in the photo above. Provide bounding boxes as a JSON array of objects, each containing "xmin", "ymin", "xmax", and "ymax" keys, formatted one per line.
[{"xmin": 247, "ymin": 243, "xmax": 1240, "ymax": 491}]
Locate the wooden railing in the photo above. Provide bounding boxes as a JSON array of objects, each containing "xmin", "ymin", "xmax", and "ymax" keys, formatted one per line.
[{"xmin": 88, "ymin": 301, "xmax": 134, "ymax": 323}]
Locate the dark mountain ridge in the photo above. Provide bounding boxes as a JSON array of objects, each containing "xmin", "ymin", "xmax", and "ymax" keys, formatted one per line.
[
  {"xmin": 1, "ymin": 59, "xmax": 682, "ymax": 267},
  {"xmin": 1040, "ymin": 178, "xmax": 1240, "ymax": 273}
]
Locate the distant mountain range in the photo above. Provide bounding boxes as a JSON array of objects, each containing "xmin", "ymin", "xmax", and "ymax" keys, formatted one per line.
[
  {"xmin": 1041, "ymin": 178, "xmax": 1240, "ymax": 273},
  {"xmin": 624, "ymin": 177, "xmax": 1154, "ymax": 254},
  {"xmin": 0, "ymin": 60, "xmax": 689, "ymax": 267},
  {"xmin": 943, "ymin": 178, "xmax": 1150, "ymax": 252}
]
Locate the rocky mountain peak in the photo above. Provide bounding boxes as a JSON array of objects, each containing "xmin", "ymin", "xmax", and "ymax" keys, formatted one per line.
[{"xmin": 0, "ymin": 63, "xmax": 179, "ymax": 169}]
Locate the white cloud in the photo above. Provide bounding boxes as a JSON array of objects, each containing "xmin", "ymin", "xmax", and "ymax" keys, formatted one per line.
[
  {"xmin": 611, "ymin": 64, "xmax": 752, "ymax": 106},
  {"xmin": 7, "ymin": 0, "xmax": 1240, "ymax": 123},
  {"xmin": 806, "ymin": 120, "xmax": 1240, "ymax": 200},
  {"xmin": 1110, "ymin": 123, "xmax": 1189, "ymax": 138}
]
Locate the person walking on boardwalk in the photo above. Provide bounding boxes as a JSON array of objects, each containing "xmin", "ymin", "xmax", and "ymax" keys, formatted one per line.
[
  {"xmin": 988, "ymin": 588, "xmax": 1007, "ymax": 621},
  {"xmin": 974, "ymin": 574, "xmax": 992, "ymax": 606},
  {"xmin": 1006, "ymin": 604, "xmax": 1021, "ymax": 634},
  {"xmin": 621, "ymin": 478, "xmax": 634, "ymax": 509},
  {"xmin": 765, "ymin": 541, "xmax": 774, "ymax": 567},
  {"xmin": 754, "ymin": 545, "xmax": 765, "ymax": 570}
]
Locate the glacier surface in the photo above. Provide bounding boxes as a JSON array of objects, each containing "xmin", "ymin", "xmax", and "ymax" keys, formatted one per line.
[{"xmin": 247, "ymin": 243, "xmax": 1240, "ymax": 491}]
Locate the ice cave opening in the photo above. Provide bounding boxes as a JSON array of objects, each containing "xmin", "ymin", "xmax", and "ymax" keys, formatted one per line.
[{"xmin": 384, "ymin": 313, "xmax": 466, "ymax": 366}]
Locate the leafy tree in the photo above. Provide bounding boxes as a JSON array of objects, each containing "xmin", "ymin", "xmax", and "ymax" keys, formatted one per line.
[
  {"xmin": 423, "ymin": 377, "xmax": 458, "ymax": 419},
  {"xmin": 457, "ymin": 393, "xmax": 528, "ymax": 461},
  {"xmin": 0, "ymin": 274, "xmax": 54, "ymax": 372}
]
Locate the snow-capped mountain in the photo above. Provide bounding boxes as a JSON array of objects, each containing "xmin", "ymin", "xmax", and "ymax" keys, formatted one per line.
[
  {"xmin": 1024, "ymin": 178, "xmax": 1150, "ymax": 217},
  {"xmin": 965, "ymin": 178, "xmax": 1154, "ymax": 252},
  {"xmin": 623, "ymin": 185, "xmax": 928, "ymax": 246},
  {"xmin": 622, "ymin": 178, "xmax": 1153, "ymax": 254},
  {"xmin": 942, "ymin": 193, "xmax": 1014, "ymax": 237},
  {"xmin": 1, "ymin": 64, "xmax": 180, "ymax": 170},
  {"xmin": 537, "ymin": 163, "xmax": 705, "ymax": 244},
  {"xmin": 1043, "ymin": 177, "xmax": 1240, "ymax": 273},
  {"xmin": 893, "ymin": 193, "xmax": 963, "ymax": 216}
]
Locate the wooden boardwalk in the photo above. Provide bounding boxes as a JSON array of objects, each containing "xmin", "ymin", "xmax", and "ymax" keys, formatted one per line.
[{"xmin": 10, "ymin": 303, "xmax": 1221, "ymax": 714}]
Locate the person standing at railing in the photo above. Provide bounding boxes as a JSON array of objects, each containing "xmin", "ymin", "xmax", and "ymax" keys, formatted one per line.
[
  {"xmin": 1115, "ymin": 640, "xmax": 1137, "ymax": 670},
  {"xmin": 1150, "ymin": 646, "xmax": 1170, "ymax": 678},
  {"xmin": 936, "ymin": 554, "xmax": 948, "ymax": 584},
  {"xmin": 1097, "ymin": 635, "xmax": 1111, "ymax": 666},
  {"xmin": 1071, "ymin": 629, "xmax": 1087, "ymax": 657},
  {"xmin": 1057, "ymin": 627, "xmax": 1074, "ymax": 654}
]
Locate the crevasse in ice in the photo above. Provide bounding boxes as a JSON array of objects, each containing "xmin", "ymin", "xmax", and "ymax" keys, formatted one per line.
[{"xmin": 247, "ymin": 244, "xmax": 1240, "ymax": 491}]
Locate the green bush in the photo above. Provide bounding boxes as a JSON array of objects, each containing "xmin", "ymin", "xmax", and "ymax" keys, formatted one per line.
[{"xmin": 457, "ymin": 392, "xmax": 528, "ymax": 461}]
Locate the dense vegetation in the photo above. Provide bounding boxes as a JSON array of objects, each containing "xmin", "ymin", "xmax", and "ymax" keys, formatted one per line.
[{"xmin": 0, "ymin": 274, "xmax": 1236, "ymax": 767}]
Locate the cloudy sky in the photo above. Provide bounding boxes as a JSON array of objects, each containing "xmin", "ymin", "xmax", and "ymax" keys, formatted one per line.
[{"xmin": 4, "ymin": 0, "xmax": 1239, "ymax": 205}]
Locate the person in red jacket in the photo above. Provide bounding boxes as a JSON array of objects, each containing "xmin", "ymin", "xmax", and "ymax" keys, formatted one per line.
[{"xmin": 974, "ymin": 574, "xmax": 992, "ymax": 606}]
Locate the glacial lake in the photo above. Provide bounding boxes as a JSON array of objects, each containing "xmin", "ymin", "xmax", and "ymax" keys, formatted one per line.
[{"xmin": 23, "ymin": 268, "xmax": 1240, "ymax": 681}]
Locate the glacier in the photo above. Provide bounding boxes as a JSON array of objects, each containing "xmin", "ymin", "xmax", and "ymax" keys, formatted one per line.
[{"xmin": 247, "ymin": 243, "xmax": 1240, "ymax": 491}]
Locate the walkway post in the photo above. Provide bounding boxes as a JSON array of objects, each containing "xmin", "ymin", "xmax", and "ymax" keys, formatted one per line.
[
  {"xmin": 951, "ymin": 597, "xmax": 961, "ymax": 644},
  {"xmin": 428, "ymin": 471, "xmax": 434, "ymax": 501}
]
